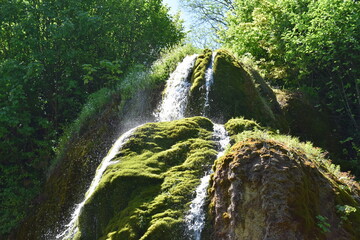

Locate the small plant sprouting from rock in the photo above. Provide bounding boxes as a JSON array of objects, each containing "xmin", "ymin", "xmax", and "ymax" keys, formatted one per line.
[
  {"xmin": 316, "ymin": 215, "xmax": 331, "ymax": 234},
  {"xmin": 336, "ymin": 205, "xmax": 357, "ymax": 223}
]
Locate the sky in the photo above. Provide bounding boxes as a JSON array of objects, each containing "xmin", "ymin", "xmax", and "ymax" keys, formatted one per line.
[
  {"xmin": 162, "ymin": 0, "xmax": 220, "ymax": 49},
  {"xmin": 162, "ymin": 0, "xmax": 192, "ymax": 30}
]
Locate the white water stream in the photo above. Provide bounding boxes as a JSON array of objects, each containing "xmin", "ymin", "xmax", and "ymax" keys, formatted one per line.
[
  {"xmin": 203, "ymin": 52, "xmax": 216, "ymax": 116},
  {"xmin": 155, "ymin": 54, "xmax": 198, "ymax": 122},
  {"xmin": 56, "ymin": 54, "xmax": 199, "ymax": 239},
  {"xmin": 185, "ymin": 124, "xmax": 230, "ymax": 240},
  {"xmin": 56, "ymin": 125, "xmax": 142, "ymax": 239},
  {"xmin": 56, "ymin": 52, "xmax": 224, "ymax": 240},
  {"xmin": 184, "ymin": 51, "xmax": 228, "ymax": 238}
]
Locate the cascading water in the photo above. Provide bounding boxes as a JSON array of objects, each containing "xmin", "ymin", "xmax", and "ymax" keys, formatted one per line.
[
  {"xmin": 185, "ymin": 124, "xmax": 230, "ymax": 240},
  {"xmin": 56, "ymin": 54, "xmax": 199, "ymax": 240},
  {"xmin": 203, "ymin": 52, "xmax": 216, "ymax": 116},
  {"xmin": 185, "ymin": 52, "xmax": 228, "ymax": 240},
  {"xmin": 56, "ymin": 125, "xmax": 141, "ymax": 240},
  {"xmin": 155, "ymin": 54, "xmax": 198, "ymax": 122}
]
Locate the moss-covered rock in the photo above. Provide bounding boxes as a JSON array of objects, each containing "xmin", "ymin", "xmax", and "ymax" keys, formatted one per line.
[
  {"xmin": 274, "ymin": 89, "xmax": 342, "ymax": 159},
  {"xmin": 12, "ymin": 50, "xmax": 359, "ymax": 240},
  {"xmin": 186, "ymin": 49, "xmax": 213, "ymax": 116},
  {"xmin": 13, "ymin": 87, "xmax": 164, "ymax": 240},
  {"xmin": 208, "ymin": 50, "xmax": 278, "ymax": 127},
  {"xmin": 75, "ymin": 117, "xmax": 218, "ymax": 240},
  {"xmin": 205, "ymin": 129, "xmax": 360, "ymax": 240},
  {"xmin": 223, "ymin": 117, "xmax": 263, "ymax": 146},
  {"xmin": 224, "ymin": 117, "xmax": 262, "ymax": 136}
]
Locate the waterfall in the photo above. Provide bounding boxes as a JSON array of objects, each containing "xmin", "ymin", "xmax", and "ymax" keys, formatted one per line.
[
  {"xmin": 56, "ymin": 55, "xmax": 199, "ymax": 239},
  {"xmin": 185, "ymin": 173, "xmax": 211, "ymax": 240},
  {"xmin": 56, "ymin": 125, "xmax": 142, "ymax": 240},
  {"xmin": 213, "ymin": 124, "xmax": 230, "ymax": 159},
  {"xmin": 185, "ymin": 124, "xmax": 230, "ymax": 240},
  {"xmin": 155, "ymin": 54, "xmax": 198, "ymax": 122},
  {"xmin": 203, "ymin": 52, "xmax": 216, "ymax": 116}
]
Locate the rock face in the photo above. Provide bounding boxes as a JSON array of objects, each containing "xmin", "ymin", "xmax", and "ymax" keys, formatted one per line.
[
  {"xmin": 207, "ymin": 137, "xmax": 360, "ymax": 240},
  {"xmin": 13, "ymin": 87, "xmax": 162, "ymax": 240},
  {"xmin": 208, "ymin": 50, "xmax": 279, "ymax": 127},
  {"xmin": 275, "ymin": 89, "xmax": 342, "ymax": 158},
  {"xmin": 186, "ymin": 49, "xmax": 212, "ymax": 116},
  {"xmin": 76, "ymin": 117, "xmax": 217, "ymax": 240},
  {"xmin": 10, "ymin": 51, "xmax": 360, "ymax": 240}
]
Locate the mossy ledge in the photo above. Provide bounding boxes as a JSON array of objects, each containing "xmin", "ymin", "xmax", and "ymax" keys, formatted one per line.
[
  {"xmin": 205, "ymin": 127, "xmax": 360, "ymax": 240},
  {"xmin": 186, "ymin": 49, "xmax": 213, "ymax": 116},
  {"xmin": 208, "ymin": 50, "xmax": 278, "ymax": 127},
  {"xmin": 76, "ymin": 117, "xmax": 218, "ymax": 240}
]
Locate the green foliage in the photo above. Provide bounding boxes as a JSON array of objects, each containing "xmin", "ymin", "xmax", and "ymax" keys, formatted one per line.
[
  {"xmin": 0, "ymin": 0, "xmax": 184, "ymax": 235},
  {"xmin": 336, "ymin": 205, "xmax": 357, "ymax": 223},
  {"xmin": 0, "ymin": 59, "xmax": 52, "ymax": 234},
  {"xmin": 82, "ymin": 60, "xmax": 123, "ymax": 89},
  {"xmin": 0, "ymin": 164, "xmax": 42, "ymax": 234},
  {"xmin": 150, "ymin": 44, "xmax": 201, "ymax": 84},
  {"xmin": 220, "ymin": 0, "xmax": 360, "ymax": 175},
  {"xmin": 316, "ymin": 215, "xmax": 331, "ymax": 233}
]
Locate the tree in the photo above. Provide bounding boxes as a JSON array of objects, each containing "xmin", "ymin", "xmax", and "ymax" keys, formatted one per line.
[
  {"xmin": 179, "ymin": 0, "xmax": 234, "ymax": 49},
  {"xmin": 0, "ymin": 0, "xmax": 184, "ymax": 234},
  {"xmin": 180, "ymin": 0, "xmax": 234, "ymax": 30},
  {"xmin": 220, "ymin": 0, "xmax": 360, "ymax": 172}
]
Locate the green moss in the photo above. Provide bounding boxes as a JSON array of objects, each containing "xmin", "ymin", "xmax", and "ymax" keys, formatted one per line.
[
  {"xmin": 186, "ymin": 49, "xmax": 213, "ymax": 115},
  {"xmin": 76, "ymin": 117, "xmax": 218, "ymax": 240},
  {"xmin": 209, "ymin": 50, "xmax": 277, "ymax": 126},
  {"xmin": 150, "ymin": 44, "xmax": 201, "ymax": 85},
  {"xmin": 212, "ymin": 121, "xmax": 360, "ymax": 239},
  {"xmin": 190, "ymin": 49, "xmax": 212, "ymax": 93},
  {"xmin": 224, "ymin": 117, "xmax": 262, "ymax": 136},
  {"xmin": 290, "ymin": 164, "xmax": 320, "ymax": 236}
]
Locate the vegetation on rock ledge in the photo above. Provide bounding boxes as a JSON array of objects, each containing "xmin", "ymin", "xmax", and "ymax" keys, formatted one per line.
[
  {"xmin": 77, "ymin": 117, "xmax": 217, "ymax": 240},
  {"xmin": 206, "ymin": 118, "xmax": 360, "ymax": 239}
]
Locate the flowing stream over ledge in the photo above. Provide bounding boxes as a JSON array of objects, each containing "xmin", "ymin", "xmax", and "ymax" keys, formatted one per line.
[
  {"xmin": 56, "ymin": 54, "xmax": 199, "ymax": 239},
  {"xmin": 185, "ymin": 52, "xmax": 230, "ymax": 240},
  {"xmin": 155, "ymin": 54, "xmax": 198, "ymax": 122},
  {"xmin": 56, "ymin": 125, "xmax": 142, "ymax": 239},
  {"xmin": 56, "ymin": 52, "xmax": 228, "ymax": 240},
  {"xmin": 185, "ymin": 124, "xmax": 230, "ymax": 240}
]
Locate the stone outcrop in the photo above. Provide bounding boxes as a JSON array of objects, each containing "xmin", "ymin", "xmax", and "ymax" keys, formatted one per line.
[
  {"xmin": 275, "ymin": 89, "xmax": 342, "ymax": 158},
  {"xmin": 207, "ymin": 137, "xmax": 360, "ymax": 240},
  {"xmin": 208, "ymin": 50, "xmax": 280, "ymax": 127},
  {"xmin": 10, "ymin": 51, "xmax": 360, "ymax": 240},
  {"xmin": 76, "ymin": 117, "xmax": 217, "ymax": 240}
]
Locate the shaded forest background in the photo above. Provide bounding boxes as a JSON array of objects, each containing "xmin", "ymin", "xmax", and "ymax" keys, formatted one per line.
[{"xmin": 0, "ymin": 0, "xmax": 359, "ymax": 236}]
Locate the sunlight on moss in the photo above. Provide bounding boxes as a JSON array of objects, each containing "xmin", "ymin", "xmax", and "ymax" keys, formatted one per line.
[
  {"xmin": 76, "ymin": 117, "xmax": 217, "ymax": 240},
  {"xmin": 232, "ymin": 127, "xmax": 360, "ymax": 193}
]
